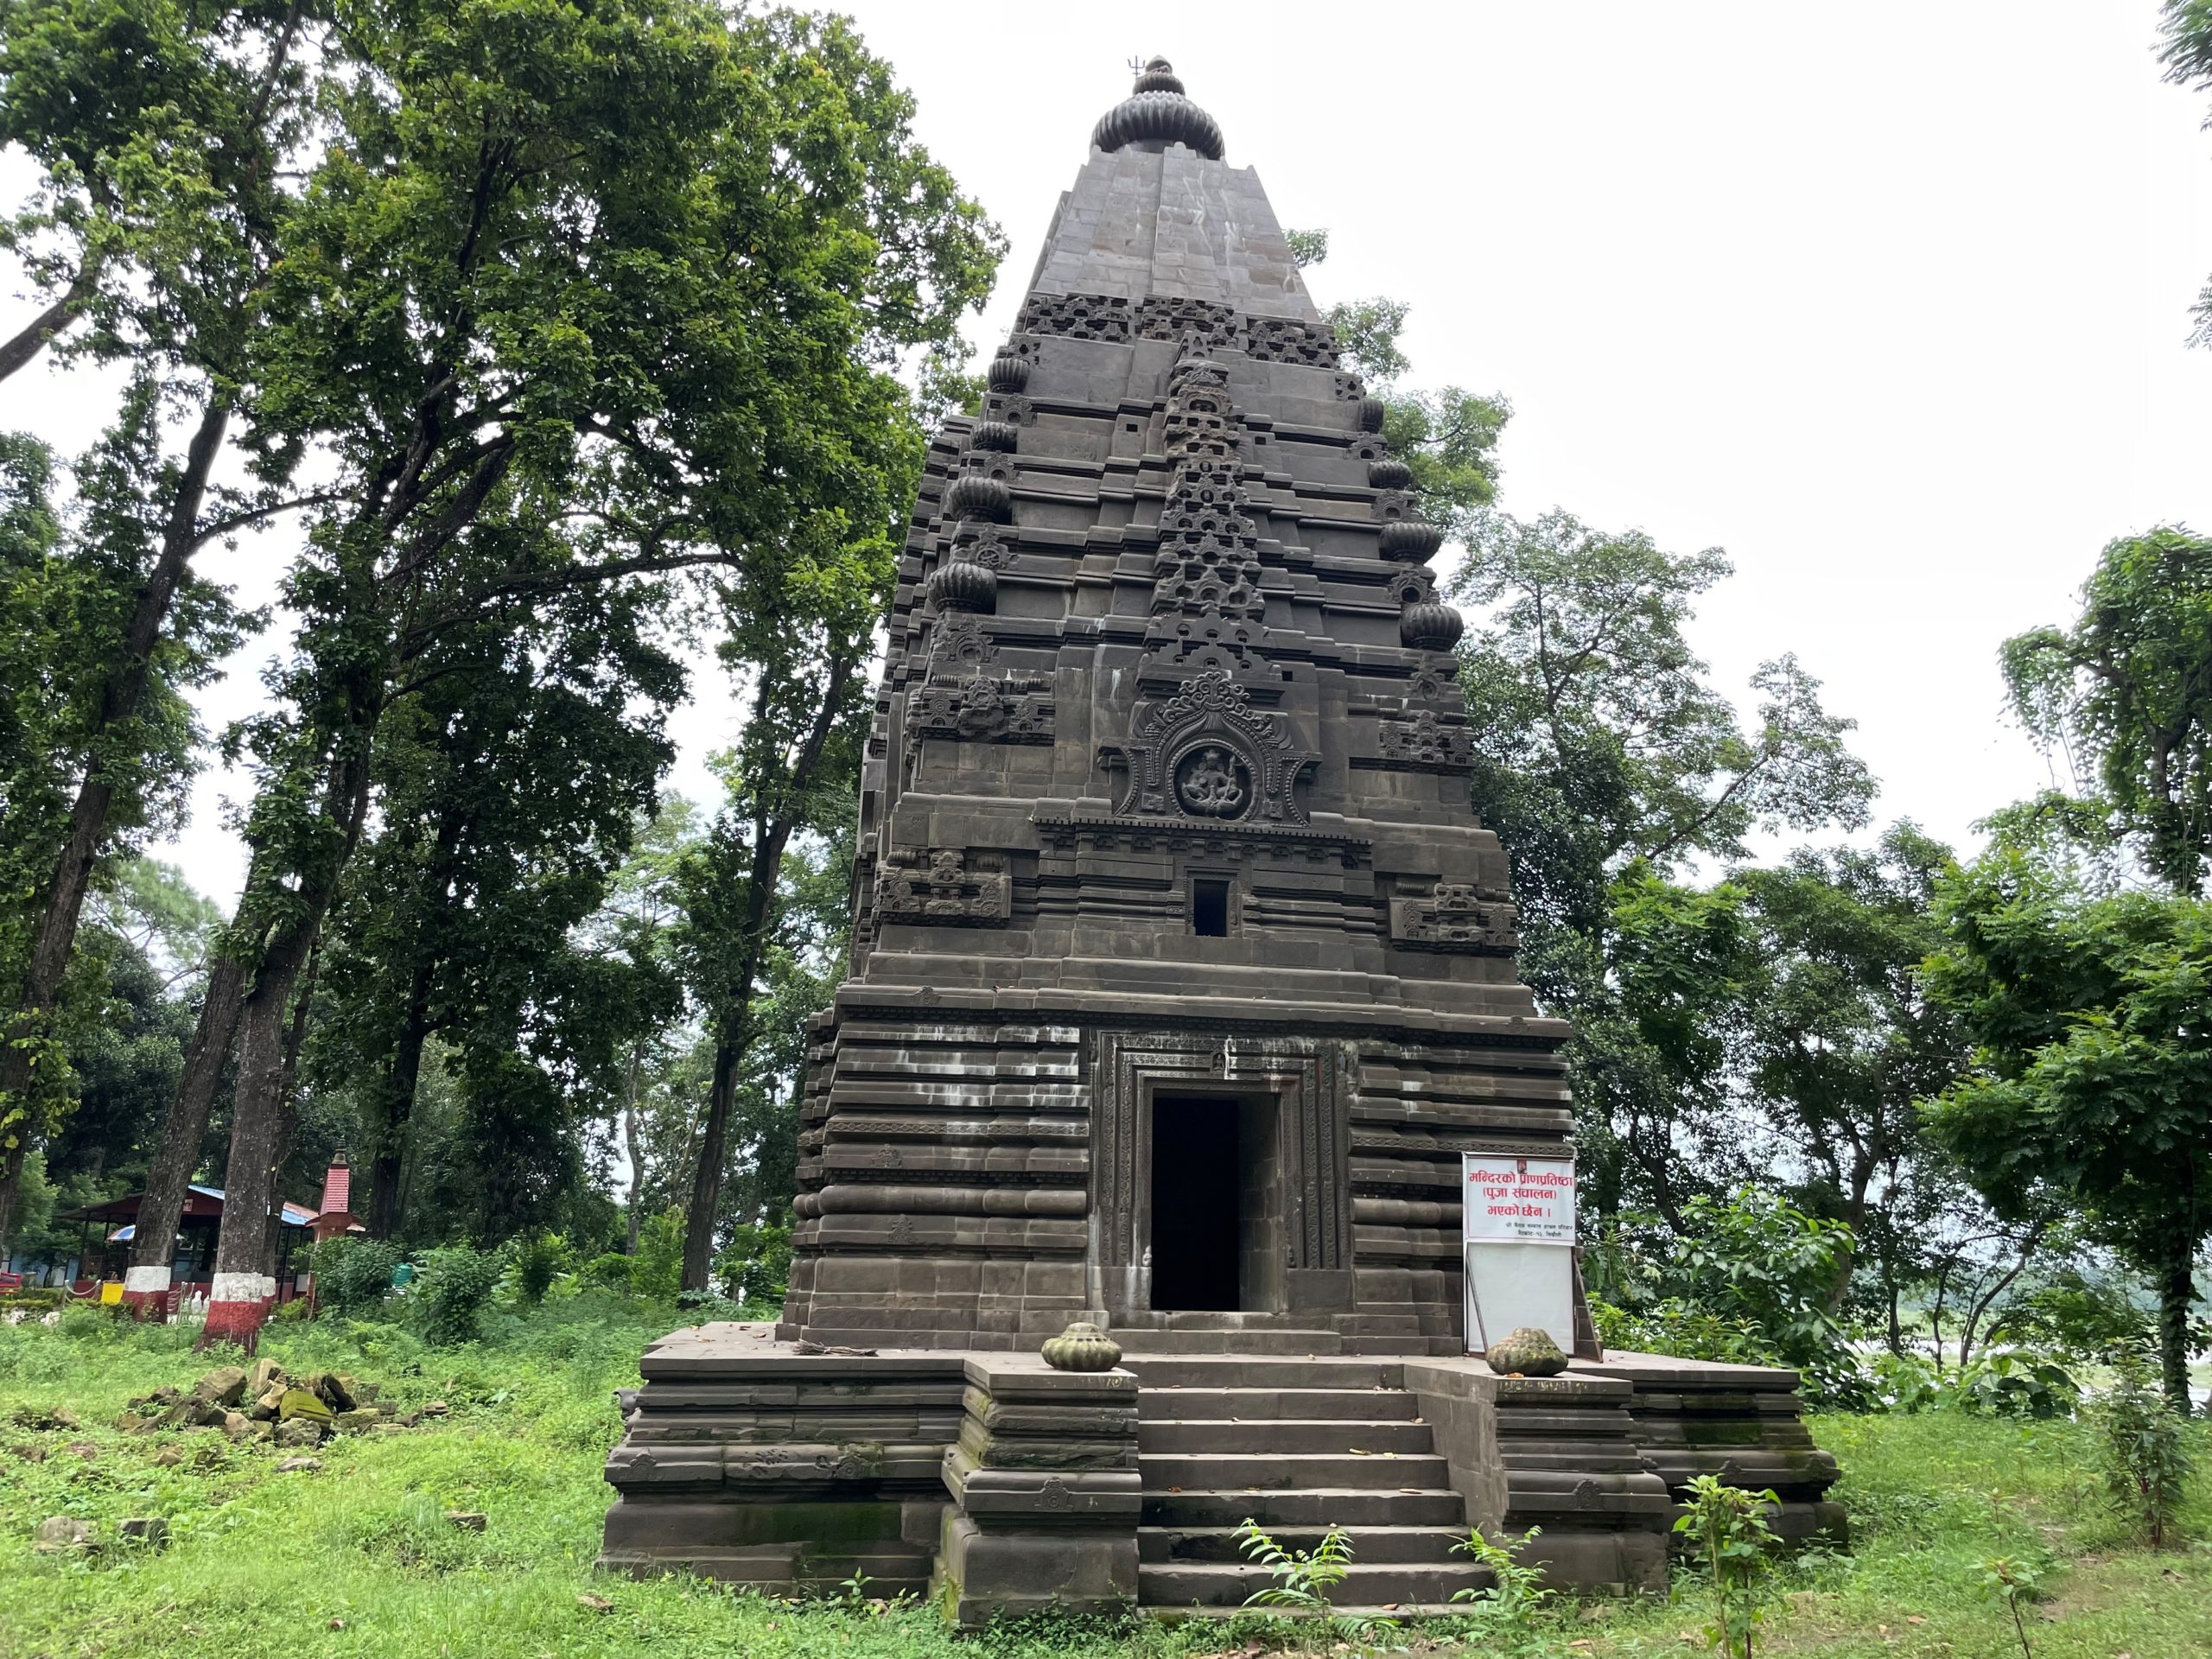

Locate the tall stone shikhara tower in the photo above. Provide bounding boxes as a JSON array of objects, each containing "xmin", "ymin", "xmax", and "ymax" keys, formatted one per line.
[
  {"xmin": 605, "ymin": 61, "xmax": 1840, "ymax": 1620},
  {"xmin": 776, "ymin": 56, "xmax": 1570, "ymax": 1355}
]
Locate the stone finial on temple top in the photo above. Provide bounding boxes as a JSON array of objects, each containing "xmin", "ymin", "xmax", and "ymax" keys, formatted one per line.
[
  {"xmin": 1132, "ymin": 56, "xmax": 1184, "ymax": 95},
  {"xmin": 1094, "ymin": 55, "xmax": 1224, "ymax": 160}
]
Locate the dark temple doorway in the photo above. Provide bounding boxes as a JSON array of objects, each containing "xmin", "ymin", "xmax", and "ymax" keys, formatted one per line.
[{"xmin": 1148, "ymin": 1093, "xmax": 1281, "ymax": 1313}]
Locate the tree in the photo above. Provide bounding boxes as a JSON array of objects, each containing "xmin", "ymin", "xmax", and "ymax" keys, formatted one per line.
[
  {"xmin": 0, "ymin": 2, "xmax": 327, "ymax": 1239},
  {"xmin": 2158, "ymin": 1, "xmax": 2212, "ymax": 345},
  {"xmin": 676, "ymin": 550, "xmax": 881, "ymax": 1292},
  {"xmin": 308, "ymin": 582, "xmax": 679, "ymax": 1241},
  {"xmin": 1728, "ymin": 823, "xmax": 1973, "ymax": 1316},
  {"xmin": 160, "ymin": 0, "xmax": 996, "ymax": 1344},
  {"xmin": 2000, "ymin": 526, "xmax": 2212, "ymax": 896},
  {"xmin": 1923, "ymin": 850, "xmax": 2212, "ymax": 1411},
  {"xmin": 1446, "ymin": 510, "xmax": 1875, "ymax": 1220},
  {"xmin": 569, "ymin": 798, "xmax": 697, "ymax": 1253}
]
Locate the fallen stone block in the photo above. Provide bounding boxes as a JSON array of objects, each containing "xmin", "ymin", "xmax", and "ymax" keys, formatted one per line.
[
  {"xmin": 193, "ymin": 1366, "xmax": 249, "ymax": 1408},
  {"xmin": 33, "ymin": 1517, "xmax": 92, "ymax": 1553}
]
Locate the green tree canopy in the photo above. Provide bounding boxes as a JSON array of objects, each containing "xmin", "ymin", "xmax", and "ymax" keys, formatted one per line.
[
  {"xmin": 2000, "ymin": 525, "xmax": 2212, "ymax": 896},
  {"xmin": 1923, "ymin": 849, "xmax": 2212, "ymax": 1410}
]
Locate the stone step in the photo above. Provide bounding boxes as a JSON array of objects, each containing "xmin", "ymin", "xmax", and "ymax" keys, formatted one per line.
[
  {"xmin": 1119, "ymin": 1357, "xmax": 1403, "ymax": 1389},
  {"xmin": 1139, "ymin": 1559, "xmax": 1491, "ymax": 1609},
  {"xmin": 1143, "ymin": 1486, "xmax": 1467, "ymax": 1528},
  {"xmin": 1141, "ymin": 1523, "xmax": 1476, "ymax": 1565},
  {"xmin": 1141, "ymin": 1449, "xmax": 1455, "ymax": 1493},
  {"xmin": 1112, "ymin": 1327, "xmax": 1344, "ymax": 1355},
  {"xmin": 1139, "ymin": 1386, "xmax": 1421, "ymax": 1422},
  {"xmin": 1139, "ymin": 1417, "xmax": 1436, "ymax": 1454}
]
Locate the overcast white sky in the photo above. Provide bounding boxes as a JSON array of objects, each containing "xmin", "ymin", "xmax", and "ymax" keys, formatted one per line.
[{"xmin": 8, "ymin": 1, "xmax": 2212, "ymax": 905}]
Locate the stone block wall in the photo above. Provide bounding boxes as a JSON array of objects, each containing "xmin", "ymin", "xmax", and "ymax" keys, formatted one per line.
[
  {"xmin": 1587, "ymin": 1352, "xmax": 1847, "ymax": 1548},
  {"xmin": 596, "ymin": 1328, "xmax": 965, "ymax": 1595}
]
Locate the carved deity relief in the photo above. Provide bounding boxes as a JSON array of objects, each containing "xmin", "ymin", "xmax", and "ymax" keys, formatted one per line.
[{"xmin": 1104, "ymin": 670, "xmax": 1318, "ymax": 824}]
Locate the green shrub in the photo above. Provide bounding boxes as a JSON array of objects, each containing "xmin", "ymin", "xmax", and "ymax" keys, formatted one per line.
[
  {"xmin": 2, "ymin": 1287, "xmax": 63, "ymax": 1312},
  {"xmin": 629, "ymin": 1210, "xmax": 684, "ymax": 1301},
  {"xmin": 1868, "ymin": 1348, "xmax": 2079, "ymax": 1419},
  {"xmin": 413, "ymin": 1246, "xmax": 502, "ymax": 1345},
  {"xmin": 510, "ymin": 1231, "xmax": 574, "ymax": 1306},
  {"xmin": 313, "ymin": 1236, "xmax": 404, "ymax": 1316},
  {"xmin": 712, "ymin": 1218, "xmax": 791, "ymax": 1309},
  {"xmin": 579, "ymin": 1251, "xmax": 635, "ymax": 1293},
  {"xmin": 2091, "ymin": 1349, "xmax": 2195, "ymax": 1548},
  {"xmin": 1662, "ymin": 1187, "xmax": 1866, "ymax": 1404}
]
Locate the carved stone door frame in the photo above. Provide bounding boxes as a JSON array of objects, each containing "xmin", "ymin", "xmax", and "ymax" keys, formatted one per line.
[{"xmin": 1087, "ymin": 1028, "xmax": 1354, "ymax": 1320}]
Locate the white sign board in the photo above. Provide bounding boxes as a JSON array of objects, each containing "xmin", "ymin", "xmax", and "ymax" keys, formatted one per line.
[
  {"xmin": 1461, "ymin": 1156, "xmax": 1577, "ymax": 1243},
  {"xmin": 1462, "ymin": 1154, "xmax": 1577, "ymax": 1356}
]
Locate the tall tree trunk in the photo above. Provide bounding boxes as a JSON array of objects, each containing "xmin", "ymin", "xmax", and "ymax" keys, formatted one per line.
[
  {"xmin": 257, "ymin": 941, "xmax": 320, "ymax": 1294},
  {"xmin": 122, "ymin": 951, "xmax": 248, "ymax": 1318},
  {"xmin": 201, "ymin": 751, "xmax": 372, "ymax": 1349},
  {"xmin": 366, "ymin": 957, "xmax": 436, "ymax": 1240},
  {"xmin": 0, "ymin": 398, "xmax": 232, "ymax": 1242},
  {"xmin": 678, "ymin": 646, "xmax": 856, "ymax": 1293},
  {"xmin": 622, "ymin": 1041, "xmax": 646, "ymax": 1253},
  {"xmin": 683, "ymin": 926, "xmax": 766, "ymax": 1294},
  {"xmin": 2158, "ymin": 1230, "xmax": 2197, "ymax": 1418},
  {"xmin": 0, "ymin": 1139, "xmax": 26, "ymax": 1253}
]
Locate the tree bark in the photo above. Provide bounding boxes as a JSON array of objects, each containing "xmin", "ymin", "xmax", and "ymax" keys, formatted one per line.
[
  {"xmin": 2158, "ymin": 1230, "xmax": 2196, "ymax": 1417},
  {"xmin": 0, "ymin": 1139, "xmax": 26, "ymax": 1253},
  {"xmin": 121, "ymin": 950, "xmax": 248, "ymax": 1317},
  {"xmin": 365, "ymin": 954, "xmax": 436, "ymax": 1240},
  {"xmin": 201, "ymin": 752, "xmax": 372, "ymax": 1349},
  {"xmin": 622, "ymin": 1041, "xmax": 646, "ymax": 1253}
]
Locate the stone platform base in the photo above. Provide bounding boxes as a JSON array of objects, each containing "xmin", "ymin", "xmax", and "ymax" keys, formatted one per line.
[{"xmin": 599, "ymin": 1324, "xmax": 1840, "ymax": 1627}]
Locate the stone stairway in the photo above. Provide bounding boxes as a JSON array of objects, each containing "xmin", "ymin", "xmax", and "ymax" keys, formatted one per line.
[{"xmin": 1123, "ymin": 1354, "xmax": 1492, "ymax": 1612}]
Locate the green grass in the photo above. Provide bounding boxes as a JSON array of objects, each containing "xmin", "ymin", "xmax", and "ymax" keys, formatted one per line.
[{"xmin": 1, "ymin": 1305, "xmax": 2207, "ymax": 1659}]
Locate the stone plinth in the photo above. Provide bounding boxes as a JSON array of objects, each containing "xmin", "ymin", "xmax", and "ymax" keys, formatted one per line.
[{"xmin": 933, "ymin": 1355, "xmax": 1141, "ymax": 1626}]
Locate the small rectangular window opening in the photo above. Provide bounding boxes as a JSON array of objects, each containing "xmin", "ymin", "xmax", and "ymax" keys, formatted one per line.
[{"xmin": 1192, "ymin": 877, "xmax": 1231, "ymax": 938}]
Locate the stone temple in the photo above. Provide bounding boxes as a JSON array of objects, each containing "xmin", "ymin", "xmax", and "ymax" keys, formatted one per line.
[{"xmin": 601, "ymin": 60, "xmax": 1839, "ymax": 1622}]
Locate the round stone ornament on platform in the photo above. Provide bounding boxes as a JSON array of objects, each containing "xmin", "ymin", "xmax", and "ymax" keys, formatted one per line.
[
  {"xmin": 1484, "ymin": 1326, "xmax": 1569, "ymax": 1377},
  {"xmin": 1041, "ymin": 1321, "xmax": 1122, "ymax": 1372}
]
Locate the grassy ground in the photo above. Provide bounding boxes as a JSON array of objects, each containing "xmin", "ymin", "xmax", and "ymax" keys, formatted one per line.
[{"xmin": 1, "ymin": 1303, "xmax": 2206, "ymax": 1659}]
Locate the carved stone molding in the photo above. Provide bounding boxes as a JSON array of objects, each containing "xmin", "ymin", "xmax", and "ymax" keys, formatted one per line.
[
  {"xmin": 1389, "ymin": 882, "xmax": 1518, "ymax": 954},
  {"xmin": 874, "ymin": 848, "xmax": 1012, "ymax": 927},
  {"xmin": 1088, "ymin": 1028, "xmax": 1355, "ymax": 1318},
  {"xmin": 907, "ymin": 676, "xmax": 1055, "ymax": 745},
  {"xmin": 1375, "ymin": 709, "xmax": 1478, "ymax": 772},
  {"xmin": 1244, "ymin": 315, "xmax": 1340, "ymax": 367},
  {"xmin": 1016, "ymin": 292, "xmax": 1133, "ymax": 342}
]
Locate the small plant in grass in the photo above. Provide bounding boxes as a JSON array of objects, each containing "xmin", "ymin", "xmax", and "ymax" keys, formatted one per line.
[
  {"xmin": 1235, "ymin": 1516, "xmax": 1353, "ymax": 1612},
  {"xmin": 2090, "ymin": 1347, "xmax": 2194, "ymax": 1548},
  {"xmin": 1979, "ymin": 1554, "xmax": 2044, "ymax": 1659},
  {"xmin": 1450, "ymin": 1525, "xmax": 1554, "ymax": 1650},
  {"xmin": 1673, "ymin": 1475, "xmax": 1780, "ymax": 1659},
  {"xmin": 1234, "ymin": 1518, "xmax": 1402, "ymax": 1650}
]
